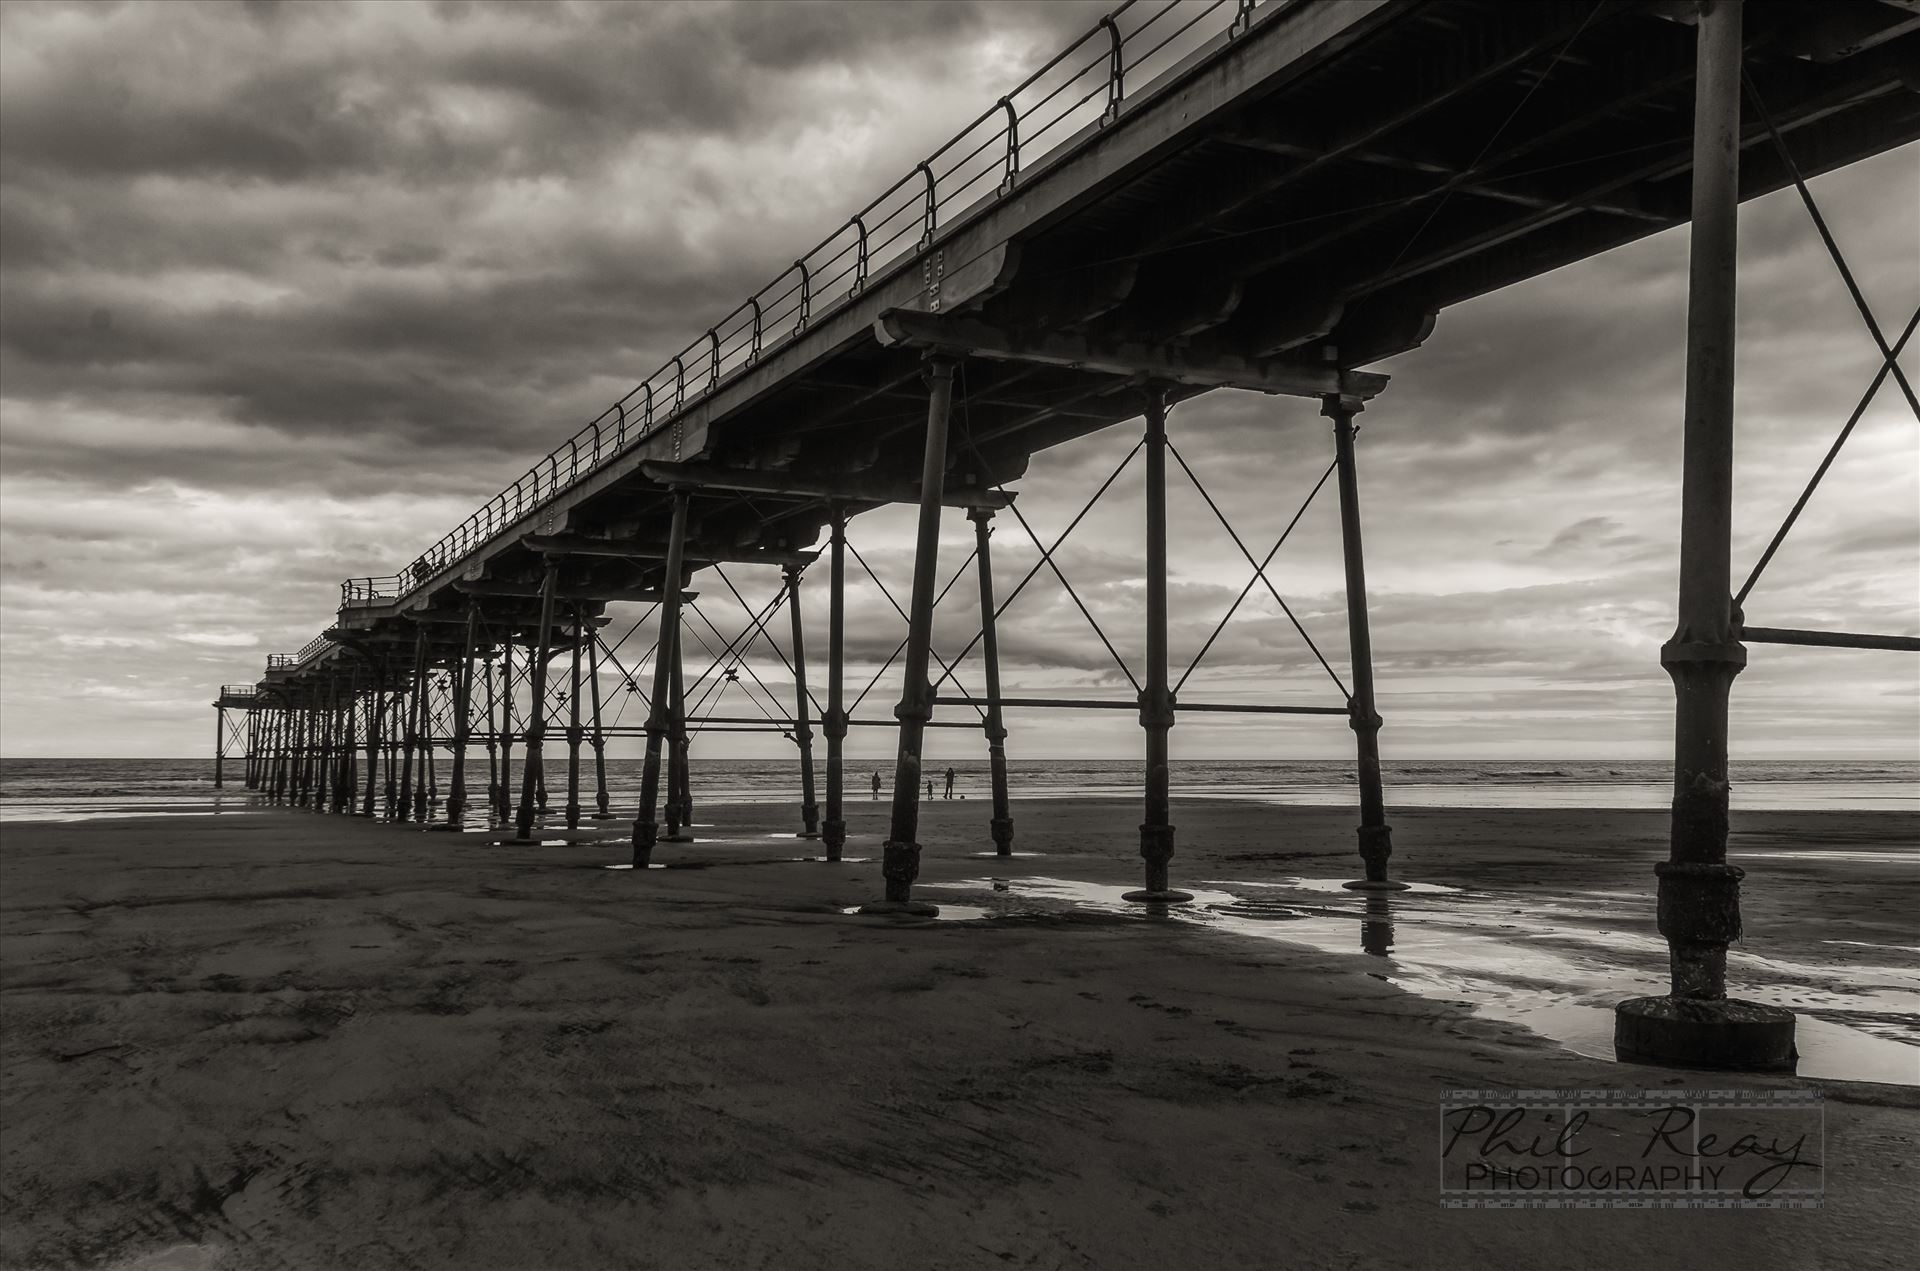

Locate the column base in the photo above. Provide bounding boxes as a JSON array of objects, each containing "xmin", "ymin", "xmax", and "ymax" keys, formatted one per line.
[
  {"xmin": 1614, "ymin": 996, "xmax": 1797, "ymax": 1072},
  {"xmin": 1342, "ymin": 878, "xmax": 1411, "ymax": 892},
  {"xmin": 591, "ymin": 811, "xmax": 615, "ymax": 820},
  {"xmin": 663, "ymin": 833, "xmax": 696, "ymax": 843},
  {"xmin": 1122, "ymin": 889, "xmax": 1195, "ymax": 904},
  {"xmin": 855, "ymin": 899, "xmax": 941, "ymax": 917}
]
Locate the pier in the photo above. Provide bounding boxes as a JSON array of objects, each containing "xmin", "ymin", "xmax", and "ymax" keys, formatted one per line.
[{"xmin": 214, "ymin": 0, "xmax": 1920, "ymax": 1072}]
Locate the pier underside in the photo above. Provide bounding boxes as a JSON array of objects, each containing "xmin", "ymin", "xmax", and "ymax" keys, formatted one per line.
[{"xmin": 225, "ymin": 0, "xmax": 1919, "ymax": 1073}]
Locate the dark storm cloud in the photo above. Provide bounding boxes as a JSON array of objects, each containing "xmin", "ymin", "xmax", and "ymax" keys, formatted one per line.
[
  {"xmin": 0, "ymin": 0, "xmax": 1100, "ymax": 499},
  {"xmin": 0, "ymin": 1, "xmax": 1912, "ymax": 758},
  {"xmin": 1, "ymin": 0, "xmax": 1090, "ymax": 183}
]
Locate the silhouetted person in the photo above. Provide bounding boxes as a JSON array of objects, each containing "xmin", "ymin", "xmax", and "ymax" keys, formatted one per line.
[
  {"xmin": 943, "ymin": 767, "xmax": 955, "ymax": 799},
  {"xmin": 870, "ymin": 770, "xmax": 880, "ymax": 800},
  {"xmin": 925, "ymin": 779, "xmax": 933, "ymax": 799}
]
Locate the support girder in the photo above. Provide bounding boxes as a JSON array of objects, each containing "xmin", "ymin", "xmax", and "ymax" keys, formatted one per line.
[
  {"xmin": 1346, "ymin": 88, "xmax": 1920, "ymax": 344},
  {"xmin": 519, "ymin": 533, "xmax": 817, "ymax": 567},
  {"xmin": 1084, "ymin": 0, "xmax": 1612, "ymax": 276},
  {"xmin": 874, "ymin": 310, "xmax": 1387, "ymax": 399},
  {"xmin": 1215, "ymin": 132, "xmax": 1676, "ymax": 223},
  {"xmin": 454, "ymin": 579, "xmax": 677, "ymax": 603},
  {"xmin": 401, "ymin": 605, "xmax": 610, "ymax": 627},
  {"xmin": 637, "ymin": 460, "xmax": 1013, "ymax": 510}
]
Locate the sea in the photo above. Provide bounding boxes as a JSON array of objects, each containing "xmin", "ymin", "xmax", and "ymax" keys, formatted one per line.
[{"xmin": 1, "ymin": 756, "xmax": 1914, "ymax": 822}]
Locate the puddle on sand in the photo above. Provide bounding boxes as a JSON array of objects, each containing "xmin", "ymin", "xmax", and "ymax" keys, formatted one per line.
[
  {"xmin": 838, "ymin": 904, "xmax": 991, "ymax": 922},
  {"xmin": 924, "ymin": 876, "xmax": 1238, "ymax": 910},
  {"xmin": 0, "ymin": 808, "xmax": 240, "ymax": 823},
  {"xmin": 968, "ymin": 851, "xmax": 1045, "ymax": 859},
  {"xmin": 1737, "ymin": 850, "xmax": 1919, "ymax": 866},
  {"xmin": 1213, "ymin": 877, "xmax": 1461, "ymax": 895},
  {"xmin": 600, "ymin": 863, "xmax": 668, "ymax": 871},
  {"xmin": 793, "ymin": 856, "xmax": 874, "ymax": 864},
  {"xmin": 923, "ymin": 875, "xmax": 1919, "ymax": 1087},
  {"xmin": 1467, "ymin": 998, "xmax": 1920, "ymax": 1087},
  {"xmin": 1826, "ymin": 939, "xmax": 1920, "ymax": 955}
]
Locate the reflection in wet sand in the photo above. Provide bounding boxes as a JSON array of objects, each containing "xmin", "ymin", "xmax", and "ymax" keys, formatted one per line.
[
  {"xmin": 838, "ymin": 904, "xmax": 991, "ymax": 923},
  {"xmin": 918, "ymin": 874, "xmax": 1919, "ymax": 1086}
]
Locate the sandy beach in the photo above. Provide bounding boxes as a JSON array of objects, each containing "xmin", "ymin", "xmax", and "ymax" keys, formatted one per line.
[{"xmin": 2, "ymin": 798, "xmax": 1916, "ymax": 1270}]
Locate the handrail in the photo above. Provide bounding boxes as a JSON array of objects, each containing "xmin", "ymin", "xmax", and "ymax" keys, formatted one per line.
[
  {"xmin": 340, "ymin": 574, "xmax": 405, "ymax": 606},
  {"xmin": 331, "ymin": 0, "xmax": 1280, "ymax": 609}
]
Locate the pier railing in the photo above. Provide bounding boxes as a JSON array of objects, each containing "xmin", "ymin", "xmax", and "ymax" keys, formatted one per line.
[
  {"xmin": 265, "ymin": 654, "xmax": 296, "ymax": 670},
  {"xmin": 364, "ymin": 0, "xmax": 1275, "ymax": 601},
  {"xmin": 342, "ymin": 575, "xmax": 405, "ymax": 607}
]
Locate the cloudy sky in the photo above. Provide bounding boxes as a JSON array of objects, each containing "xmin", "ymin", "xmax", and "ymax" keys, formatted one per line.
[{"xmin": 1, "ymin": 0, "xmax": 1914, "ymax": 762}]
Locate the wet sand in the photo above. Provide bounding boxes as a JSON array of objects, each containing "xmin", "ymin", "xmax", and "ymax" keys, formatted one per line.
[{"xmin": 2, "ymin": 799, "xmax": 1916, "ymax": 1270}]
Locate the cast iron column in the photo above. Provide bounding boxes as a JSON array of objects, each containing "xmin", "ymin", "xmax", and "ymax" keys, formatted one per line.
[
  {"xmin": 786, "ymin": 563, "xmax": 821, "ymax": 837},
  {"xmin": 213, "ymin": 707, "xmax": 226, "ymax": 788},
  {"xmin": 588, "ymin": 632, "xmax": 611, "ymax": 818},
  {"xmin": 267, "ymin": 706, "xmax": 279, "ymax": 799},
  {"xmin": 296, "ymin": 704, "xmax": 316, "ymax": 808},
  {"xmin": 1326, "ymin": 395, "xmax": 1403, "ymax": 891},
  {"xmin": 665, "ymin": 619, "xmax": 690, "ymax": 842},
  {"xmin": 565, "ymin": 606, "xmax": 584, "ymax": 830},
  {"xmin": 267, "ymin": 707, "xmax": 279, "ymax": 799},
  {"xmin": 289, "ymin": 707, "xmax": 304, "ymax": 803},
  {"xmin": 362, "ymin": 677, "xmax": 383, "ymax": 817},
  {"xmin": 821, "ymin": 508, "xmax": 849, "ymax": 858},
  {"xmin": 514, "ymin": 561, "xmax": 560, "ymax": 843},
  {"xmin": 268, "ymin": 708, "xmax": 286, "ymax": 800},
  {"xmin": 863, "ymin": 354, "xmax": 955, "ymax": 914},
  {"xmin": 314, "ymin": 701, "xmax": 331, "ymax": 809},
  {"xmin": 335, "ymin": 668, "xmax": 359, "ymax": 814},
  {"xmin": 970, "ymin": 506, "xmax": 1015, "ymax": 855},
  {"xmin": 674, "ymin": 634, "xmax": 695, "ymax": 830},
  {"xmin": 397, "ymin": 628, "xmax": 426, "ymax": 822},
  {"xmin": 288, "ymin": 705, "xmax": 306, "ymax": 806},
  {"xmin": 446, "ymin": 605, "xmax": 478, "ymax": 828},
  {"xmin": 1127, "ymin": 386, "xmax": 1190, "ymax": 903},
  {"xmin": 498, "ymin": 636, "xmax": 515, "ymax": 824},
  {"xmin": 281, "ymin": 706, "xmax": 297, "ymax": 802},
  {"xmin": 420, "ymin": 682, "xmax": 438, "ymax": 820},
  {"xmin": 481, "ymin": 650, "xmax": 500, "ymax": 822},
  {"xmin": 313, "ymin": 684, "xmax": 333, "ymax": 811},
  {"xmin": 1618, "ymin": 0, "xmax": 1793, "ymax": 1072},
  {"xmin": 633, "ymin": 489, "xmax": 691, "ymax": 865}
]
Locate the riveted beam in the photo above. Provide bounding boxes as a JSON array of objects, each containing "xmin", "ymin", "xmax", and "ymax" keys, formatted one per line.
[
  {"xmin": 519, "ymin": 533, "xmax": 818, "ymax": 567},
  {"xmin": 638, "ymin": 461, "xmax": 1013, "ymax": 510},
  {"xmin": 453, "ymin": 579, "xmax": 678, "ymax": 603},
  {"xmin": 875, "ymin": 310, "xmax": 1387, "ymax": 399}
]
